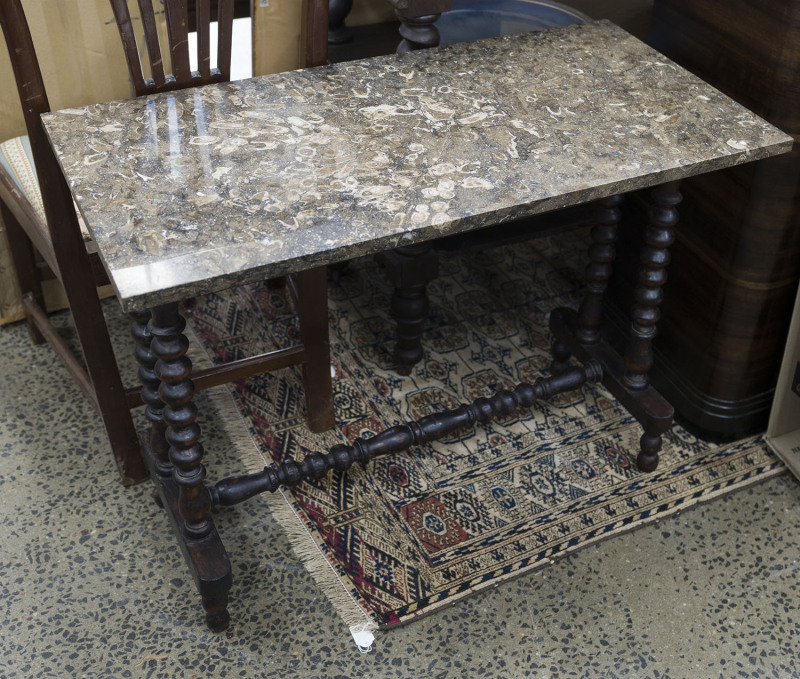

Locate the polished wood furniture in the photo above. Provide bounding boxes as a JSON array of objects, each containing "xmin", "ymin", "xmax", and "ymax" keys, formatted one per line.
[
  {"xmin": 0, "ymin": 0, "xmax": 334, "ymax": 487},
  {"xmin": 41, "ymin": 18, "xmax": 789, "ymax": 629}
]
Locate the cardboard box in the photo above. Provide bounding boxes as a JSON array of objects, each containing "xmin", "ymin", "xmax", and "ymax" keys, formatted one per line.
[
  {"xmin": 252, "ymin": 0, "xmax": 395, "ymax": 76},
  {"xmin": 252, "ymin": 0, "xmax": 305, "ymax": 75},
  {"xmin": 0, "ymin": 0, "xmax": 147, "ymax": 142},
  {"xmin": 765, "ymin": 281, "xmax": 800, "ymax": 479}
]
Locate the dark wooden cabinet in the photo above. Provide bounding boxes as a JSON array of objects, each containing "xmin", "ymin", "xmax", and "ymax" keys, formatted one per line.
[{"xmin": 607, "ymin": 0, "xmax": 800, "ymax": 439}]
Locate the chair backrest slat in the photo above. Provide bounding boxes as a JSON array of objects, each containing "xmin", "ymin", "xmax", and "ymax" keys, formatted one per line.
[
  {"xmin": 216, "ymin": 0, "xmax": 234, "ymax": 81},
  {"xmin": 164, "ymin": 0, "xmax": 192, "ymax": 83},
  {"xmin": 108, "ymin": 0, "xmax": 149, "ymax": 94},
  {"xmin": 110, "ymin": 0, "xmax": 235, "ymax": 95},
  {"xmin": 136, "ymin": 0, "xmax": 167, "ymax": 87},
  {"xmin": 196, "ymin": 0, "xmax": 211, "ymax": 80}
]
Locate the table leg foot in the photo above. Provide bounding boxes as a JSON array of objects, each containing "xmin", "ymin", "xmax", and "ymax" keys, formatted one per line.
[
  {"xmin": 203, "ymin": 592, "xmax": 231, "ymax": 633},
  {"xmin": 142, "ymin": 433, "xmax": 233, "ymax": 632},
  {"xmin": 637, "ymin": 433, "xmax": 662, "ymax": 473},
  {"xmin": 549, "ymin": 307, "xmax": 673, "ymax": 472}
]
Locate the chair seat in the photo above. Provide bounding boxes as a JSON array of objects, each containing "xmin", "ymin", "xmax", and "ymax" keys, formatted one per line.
[{"xmin": 0, "ymin": 135, "xmax": 91, "ymax": 240}]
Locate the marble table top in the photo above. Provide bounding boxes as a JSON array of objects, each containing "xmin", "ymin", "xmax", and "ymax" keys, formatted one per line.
[{"xmin": 42, "ymin": 20, "xmax": 792, "ymax": 312}]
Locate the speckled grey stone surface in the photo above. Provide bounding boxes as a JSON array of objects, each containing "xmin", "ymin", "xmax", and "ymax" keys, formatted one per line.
[
  {"xmin": 1, "ymin": 302, "xmax": 800, "ymax": 677},
  {"xmin": 42, "ymin": 20, "xmax": 791, "ymax": 312}
]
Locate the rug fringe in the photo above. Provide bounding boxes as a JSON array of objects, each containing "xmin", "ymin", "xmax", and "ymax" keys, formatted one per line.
[
  {"xmin": 265, "ymin": 488, "xmax": 377, "ymax": 630},
  {"xmin": 185, "ymin": 323, "xmax": 377, "ymax": 633}
]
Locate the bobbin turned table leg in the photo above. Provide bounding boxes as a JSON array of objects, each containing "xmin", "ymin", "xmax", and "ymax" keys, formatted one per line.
[
  {"xmin": 624, "ymin": 181, "xmax": 682, "ymax": 471},
  {"xmin": 548, "ymin": 188, "xmax": 674, "ymax": 473},
  {"xmin": 379, "ymin": 242, "xmax": 439, "ymax": 375},
  {"xmin": 551, "ymin": 195, "xmax": 622, "ymax": 374},
  {"xmin": 131, "ymin": 310, "xmax": 170, "ymax": 478},
  {"xmin": 142, "ymin": 303, "xmax": 232, "ymax": 632},
  {"xmin": 576, "ymin": 195, "xmax": 623, "ymax": 345}
]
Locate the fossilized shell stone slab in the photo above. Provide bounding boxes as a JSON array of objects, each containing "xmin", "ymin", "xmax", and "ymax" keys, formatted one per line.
[{"xmin": 42, "ymin": 20, "xmax": 793, "ymax": 311}]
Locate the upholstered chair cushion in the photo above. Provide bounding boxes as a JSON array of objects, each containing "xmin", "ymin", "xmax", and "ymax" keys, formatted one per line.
[{"xmin": 0, "ymin": 135, "xmax": 91, "ymax": 239}]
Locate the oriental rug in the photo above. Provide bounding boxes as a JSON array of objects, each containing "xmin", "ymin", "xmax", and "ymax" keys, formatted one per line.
[{"xmin": 184, "ymin": 228, "xmax": 785, "ymax": 629}]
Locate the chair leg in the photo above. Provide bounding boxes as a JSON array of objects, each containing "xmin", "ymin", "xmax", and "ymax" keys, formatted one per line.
[
  {"xmin": 1, "ymin": 201, "xmax": 45, "ymax": 344},
  {"xmin": 295, "ymin": 266, "xmax": 335, "ymax": 432},
  {"xmin": 2, "ymin": 202, "xmax": 145, "ymax": 483},
  {"xmin": 53, "ymin": 238, "xmax": 146, "ymax": 484},
  {"xmin": 23, "ymin": 129, "xmax": 146, "ymax": 484},
  {"xmin": 73, "ymin": 292, "xmax": 147, "ymax": 484}
]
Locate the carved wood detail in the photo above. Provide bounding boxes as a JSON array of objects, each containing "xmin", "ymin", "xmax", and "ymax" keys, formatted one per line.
[
  {"xmin": 549, "ymin": 306, "xmax": 674, "ymax": 473},
  {"xmin": 623, "ymin": 181, "xmax": 681, "ymax": 392},
  {"xmin": 150, "ymin": 303, "xmax": 212, "ymax": 540},
  {"xmin": 131, "ymin": 310, "xmax": 171, "ymax": 477},
  {"xmin": 577, "ymin": 195, "xmax": 623, "ymax": 345},
  {"xmin": 395, "ymin": 11, "xmax": 442, "ymax": 51},
  {"xmin": 328, "ymin": 0, "xmax": 354, "ymax": 43},
  {"xmin": 210, "ymin": 361, "xmax": 603, "ymax": 506}
]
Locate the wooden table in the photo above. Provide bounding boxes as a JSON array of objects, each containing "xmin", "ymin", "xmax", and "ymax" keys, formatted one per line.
[{"xmin": 42, "ymin": 21, "xmax": 791, "ymax": 630}]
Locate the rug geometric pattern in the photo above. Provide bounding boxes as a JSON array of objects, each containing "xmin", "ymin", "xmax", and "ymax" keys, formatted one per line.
[{"xmin": 184, "ymin": 228, "xmax": 784, "ymax": 627}]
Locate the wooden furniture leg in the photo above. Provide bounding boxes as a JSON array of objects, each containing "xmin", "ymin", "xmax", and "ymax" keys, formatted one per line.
[
  {"xmin": 41, "ymin": 134, "xmax": 147, "ymax": 485},
  {"xmin": 328, "ymin": 0, "xmax": 354, "ymax": 43},
  {"xmin": 145, "ymin": 303, "xmax": 232, "ymax": 632},
  {"xmin": 551, "ymin": 195, "xmax": 622, "ymax": 372},
  {"xmin": 577, "ymin": 195, "xmax": 623, "ymax": 345},
  {"xmin": 623, "ymin": 181, "xmax": 682, "ymax": 470},
  {"xmin": 211, "ymin": 361, "xmax": 604, "ymax": 505},
  {"xmin": 131, "ymin": 310, "xmax": 170, "ymax": 477},
  {"xmin": 549, "ymin": 189, "xmax": 675, "ymax": 473},
  {"xmin": 295, "ymin": 267, "xmax": 335, "ymax": 432},
  {"xmin": 1, "ymin": 202, "xmax": 45, "ymax": 343},
  {"xmin": 389, "ymin": 0, "xmax": 451, "ymax": 52},
  {"xmin": 379, "ymin": 243, "xmax": 439, "ymax": 375}
]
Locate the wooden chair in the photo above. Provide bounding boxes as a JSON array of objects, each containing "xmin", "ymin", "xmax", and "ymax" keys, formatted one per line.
[{"xmin": 0, "ymin": 0, "xmax": 334, "ymax": 486}]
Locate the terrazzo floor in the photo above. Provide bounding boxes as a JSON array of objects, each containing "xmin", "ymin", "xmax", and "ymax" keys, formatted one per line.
[{"xmin": 2, "ymin": 301, "xmax": 800, "ymax": 679}]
